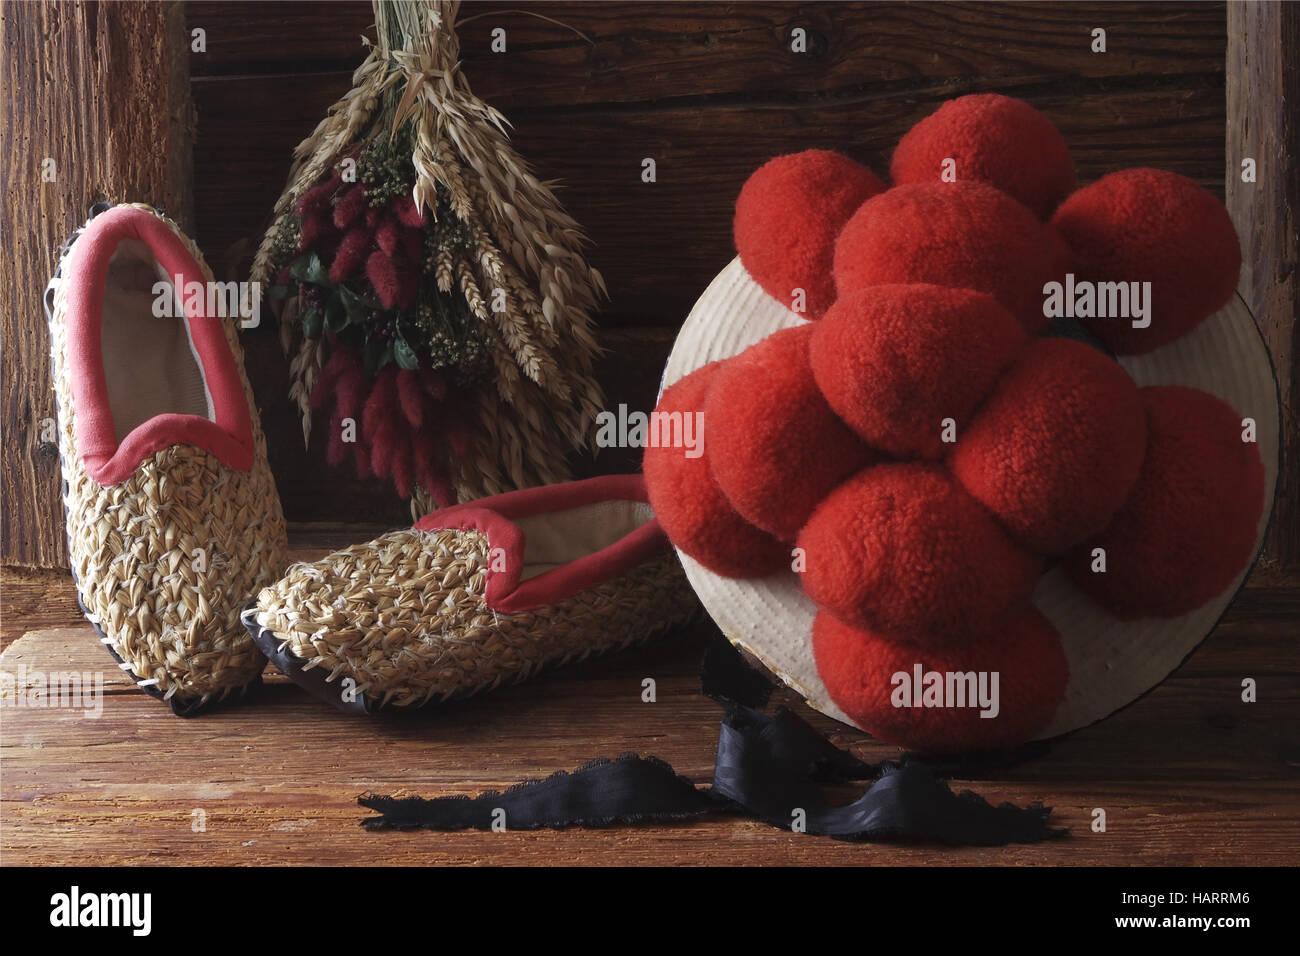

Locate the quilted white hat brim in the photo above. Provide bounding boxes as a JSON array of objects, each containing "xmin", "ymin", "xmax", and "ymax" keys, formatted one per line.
[{"xmin": 662, "ymin": 257, "xmax": 1280, "ymax": 740}]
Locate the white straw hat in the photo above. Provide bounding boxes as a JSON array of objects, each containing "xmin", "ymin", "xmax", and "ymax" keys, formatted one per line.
[{"xmin": 661, "ymin": 257, "xmax": 1279, "ymax": 742}]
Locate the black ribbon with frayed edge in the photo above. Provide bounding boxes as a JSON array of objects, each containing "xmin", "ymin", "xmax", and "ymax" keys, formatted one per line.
[{"xmin": 359, "ymin": 633, "xmax": 1066, "ymax": 845}]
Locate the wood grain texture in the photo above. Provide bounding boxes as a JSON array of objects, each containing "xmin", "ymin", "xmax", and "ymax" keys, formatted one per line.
[
  {"xmin": 7, "ymin": 2, "xmax": 1264, "ymax": 568},
  {"xmin": 186, "ymin": 2, "xmax": 1227, "ymax": 99},
  {"xmin": 181, "ymin": 3, "xmax": 1229, "ymax": 525},
  {"xmin": 193, "ymin": 79, "xmax": 1228, "ymax": 326},
  {"xmin": 2, "ymin": 580, "xmax": 1296, "ymax": 866},
  {"xmin": 187, "ymin": 4, "xmax": 1227, "ymax": 525},
  {"xmin": 1227, "ymin": 1, "xmax": 1300, "ymax": 577},
  {"xmin": 0, "ymin": 569, "xmax": 86, "ymax": 651},
  {"xmin": 0, "ymin": 0, "xmax": 194, "ymax": 568}
]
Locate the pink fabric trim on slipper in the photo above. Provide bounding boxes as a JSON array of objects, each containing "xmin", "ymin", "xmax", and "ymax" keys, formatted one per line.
[
  {"xmin": 415, "ymin": 475, "xmax": 670, "ymax": 613},
  {"xmin": 64, "ymin": 206, "xmax": 254, "ymax": 486}
]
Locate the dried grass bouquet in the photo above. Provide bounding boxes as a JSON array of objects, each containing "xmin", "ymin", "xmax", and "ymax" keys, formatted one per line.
[{"xmin": 252, "ymin": 0, "xmax": 605, "ymax": 514}]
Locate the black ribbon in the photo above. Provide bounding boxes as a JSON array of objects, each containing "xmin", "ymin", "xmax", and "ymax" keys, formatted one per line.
[{"xmin": 359, "ymin": 634, "xmax": 1066, "ymax": 845}]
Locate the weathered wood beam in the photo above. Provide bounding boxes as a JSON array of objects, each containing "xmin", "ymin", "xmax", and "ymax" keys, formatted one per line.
[
  {"xmin": 0, "ymin": 1, "xmax": 194, "ymax": 567},
  {"xmin": 1227, "ymin": 1, "xmax": 1300, "ymax": 578}
]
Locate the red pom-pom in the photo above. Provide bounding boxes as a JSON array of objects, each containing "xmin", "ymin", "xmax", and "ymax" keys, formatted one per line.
[
  {"xmin": 643, "ymin": 363, "xmax": 790, "ymax": 578},
  {"xmin": 810, "ymin": 284, "xmax": 1027, "ymax": 459},
  {"xmin": 948, "ymin": 338, "xmax": 1147, "ymax": 554},
  {"xmin": 812, "ymin": 606, "xmax": 1068, "ymax": 753},
  {"xmin": 891, "ymin": 94, "xmax": 1075, "ymax": 220},
  {"xmin": 706, "ymin": 326, "xmax": 875, "ymax": 541},
  {"xmin": 1045, "ymin": 222, "xmax": 1075, "ymax": 278},
  {"xmin": 833, "ymin": 181, "xmax": 1062, "ymax": 333},
  {"xmin": 734, "ymin": 150, "xmax": 886, "ymax": 320},
  {"xmin": 1065, "ymin": 386, "xmax": 1265, "ymax": 617},
  {"xmin": 1051, "ymin": 168, "xmax": 1241, "ymax": 355},
  {"xmin": 797, "ymin": 463, "xmax": 1041, "ymax": 647}
]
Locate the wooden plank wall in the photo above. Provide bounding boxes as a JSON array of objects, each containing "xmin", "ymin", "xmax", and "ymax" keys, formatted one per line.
[
  {"xmin": 15, "ymin": 2, "xmax": 1287, "ymax": 568},
  {"xmin": 182, "ymin": 1, "xmax": 1232, "ymax": 531},
  {"xmin": 1226, "ymin": 1, "xmax": 1300, "ymax": 582},
  {"xmin": 1, "ymin": 0, "xmax": 193, "ymax": 568}
]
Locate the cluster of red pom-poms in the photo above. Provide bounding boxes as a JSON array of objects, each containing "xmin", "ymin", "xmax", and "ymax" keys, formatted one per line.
[{"xmin": 650, "ymin": 94, "xmax": 1263, "ymax": 753}]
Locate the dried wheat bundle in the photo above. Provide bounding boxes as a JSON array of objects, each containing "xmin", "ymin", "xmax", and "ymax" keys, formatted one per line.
[{"xmin": 252, "ymin": 0, "xmax": 605, "ymax": 514}]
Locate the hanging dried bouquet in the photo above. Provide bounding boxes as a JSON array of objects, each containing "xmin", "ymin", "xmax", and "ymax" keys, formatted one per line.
[{"xmin": 252, "ymin": 0, "xmax": 605, "ymax": 514}]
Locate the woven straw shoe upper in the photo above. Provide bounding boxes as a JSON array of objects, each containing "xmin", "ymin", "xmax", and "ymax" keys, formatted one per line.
[
  {"xmin": 49, "ymin": 204, "xmax": 288, "ymax": 708},
  {"xmin": 251, "ymin": 524, "xmax": 698, "ymax": 710}
]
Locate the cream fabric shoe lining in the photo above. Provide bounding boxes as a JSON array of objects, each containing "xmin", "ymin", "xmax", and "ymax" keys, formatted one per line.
[
  {"xmin": 515, "ymin": 500, "xmax": 656, "ymax": 582},
  {"xmin": 101, "ymin": 238, "xmax": 213, "ymax": 442}
]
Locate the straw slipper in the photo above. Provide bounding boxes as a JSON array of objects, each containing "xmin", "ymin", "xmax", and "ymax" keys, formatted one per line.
[
  {"xmin": 46, "ymin": 203, "xmax": 289, "ymax": 715},
  {"xmin": 244, "ymin": 475, "xmax": 700, "ymax": 712}
]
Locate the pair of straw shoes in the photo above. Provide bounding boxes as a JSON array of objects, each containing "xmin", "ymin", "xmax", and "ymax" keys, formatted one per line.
[{"xmin": 47, "ymin": 203, "xmax": 698, "ymax": 715}]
